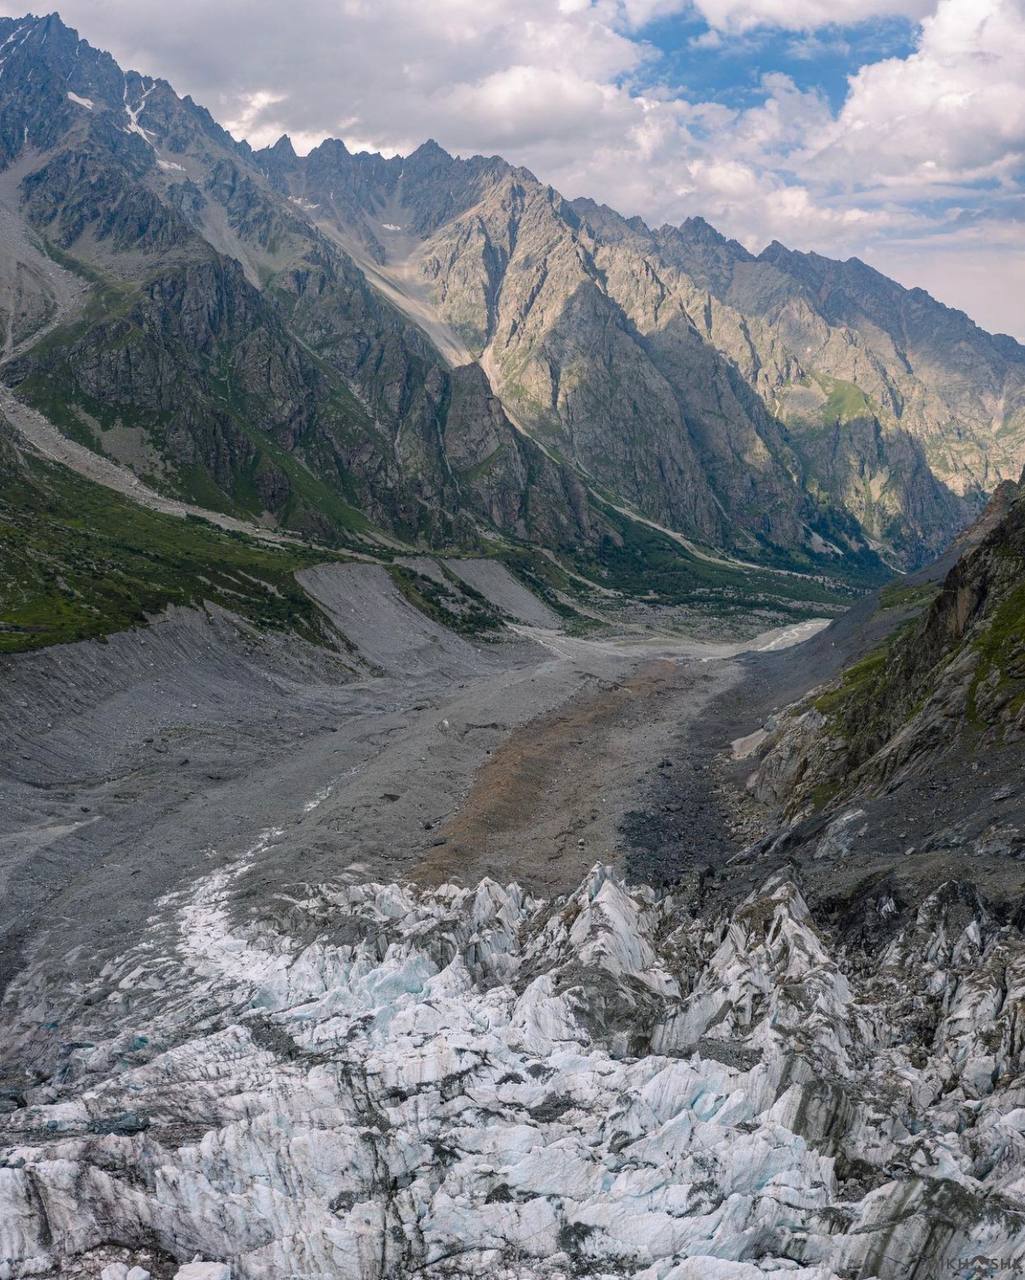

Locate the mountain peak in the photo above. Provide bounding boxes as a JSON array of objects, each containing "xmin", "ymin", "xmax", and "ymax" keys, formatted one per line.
[
  {"xmin": 409, "ymin": 138, "xmax": 451, "ymax": 162},
  {"xmin": 759, "ymin": 239, "xmax": 791, "ymax": 260},
  {"xmin": 304, "ymin": 136, "xmax": 351, "ymax": 164},
  {"xmin": 679, "ymin": 215, "xmax": 726, "ymax": 244},
  {"xmin": 6, "ymin": 10, "xmax": 78, "ymax": 45},
  {"xmin": 269, "ymin": 134, "xmax": 297, "ymax": 160}
]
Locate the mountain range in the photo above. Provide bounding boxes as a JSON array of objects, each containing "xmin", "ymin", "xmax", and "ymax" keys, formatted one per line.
[{"xmin": 2, "ymin": 10, "xmax": 1024, "ymax": 590}]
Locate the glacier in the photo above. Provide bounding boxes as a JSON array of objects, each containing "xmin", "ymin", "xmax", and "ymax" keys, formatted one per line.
[{"xmin": 2, "ymin": 856, "xmax": 1024, "ymax": 1279}]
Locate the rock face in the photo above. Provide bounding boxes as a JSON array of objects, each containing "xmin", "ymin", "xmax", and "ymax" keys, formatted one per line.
[
  {"xmin": 0, "ymin": 14, "xmax": 601, "ymax": 553},
  {"xmin": 258, "ymin": 142, "xmax": 1025, "ymax": 569},
  {"xmin": 752, "ymin": 472, "xmax": 1025, "ymax": 817},
  {"xmin": 2, "ymin": 859, "xmax": 1024, "ymax": 1279}
]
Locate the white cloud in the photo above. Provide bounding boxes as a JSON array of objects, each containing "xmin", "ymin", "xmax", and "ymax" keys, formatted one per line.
[
  {"xmin": 439, "ymin": 66, "xmax": 634, "ymax": 150},
  {"xmin": 222, "ymin": 89, "xmax": 286, "ymax": 143},
  {"xmin": 808, "ymin": 0, "xmax": 1025, "ymax": 187},
  {"xmin": 690, "ymin": 0, "xmax": 933, "ymax": 32}
]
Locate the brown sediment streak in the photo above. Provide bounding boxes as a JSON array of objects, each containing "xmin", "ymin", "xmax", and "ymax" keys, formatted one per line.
[{"xmin": 415, "ymin": 658, "xmax": 685, "ymax": 889}]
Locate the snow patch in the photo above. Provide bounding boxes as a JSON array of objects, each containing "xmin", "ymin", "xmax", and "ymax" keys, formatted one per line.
[
  {"xmin": 67, "ymin": 91, "xmax": 94, "ymax": 109},
  {"xmin": 122, "ymin": 75, "xmax": 156, "ymax": 147},
  {"xmin": 0, "ymin": 22, "xmax": 32, "ymax": 79}
]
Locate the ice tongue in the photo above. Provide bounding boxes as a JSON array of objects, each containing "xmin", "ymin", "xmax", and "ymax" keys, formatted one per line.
[{"xmin": 1, "ymin": 865, "xmax": 1023, "ymax": 1278}]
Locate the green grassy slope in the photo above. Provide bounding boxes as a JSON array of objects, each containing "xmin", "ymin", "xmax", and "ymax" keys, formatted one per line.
[{"xmin": 0, "ymin": 441, "xmax": 338, "ymax": 653}]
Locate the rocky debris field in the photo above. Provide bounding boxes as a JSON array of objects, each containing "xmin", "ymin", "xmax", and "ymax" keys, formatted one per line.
[
  {"xmin": 440, "ymin": 559, "xmax": 563, "ymax": 630},
  {"xmin": 1, "ymin": 560, "xmax": 789, "ymax": 1005}
]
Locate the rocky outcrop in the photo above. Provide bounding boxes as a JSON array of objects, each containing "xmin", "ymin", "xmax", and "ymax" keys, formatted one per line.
[
  {"xmin": 2, "ymin": 863, "xmax": 1024, "ymax": 1278},
  {"xmin": 752, "ymin": 473, "xmax": 1025, "ymax": 816}
]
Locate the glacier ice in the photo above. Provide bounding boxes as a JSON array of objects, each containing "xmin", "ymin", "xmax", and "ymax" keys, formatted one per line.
[{"xmin": 1, "ymin": 863, "xmax": 1024, "ymax": 1278}]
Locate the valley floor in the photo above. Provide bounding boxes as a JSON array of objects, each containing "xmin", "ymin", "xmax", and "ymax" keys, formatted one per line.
[
  {"xmin": 0, "ymin": 562, "xmax": 820, "ymax": 1003},
  {"xmin": 3, "ymin": 565, "xmax": 1022, "ymax": 1280}
]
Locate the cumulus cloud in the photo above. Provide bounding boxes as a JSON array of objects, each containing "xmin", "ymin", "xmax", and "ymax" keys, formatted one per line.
[
  {"xmin": 0, "ymin": 0, "xmax": 1020, "ymax": 336},
  {"xmin": 809, "ymin": 0, "xmax": 1025, "ymax": 187},
  {"xmin": 690, "ymin": 0, "xmax": 933, "ymax": 33}
]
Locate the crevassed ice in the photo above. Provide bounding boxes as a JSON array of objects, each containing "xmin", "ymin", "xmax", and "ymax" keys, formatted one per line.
[{"xmin": 1, "ymin": 864, "xmax": 1024, "ymax": 1279}]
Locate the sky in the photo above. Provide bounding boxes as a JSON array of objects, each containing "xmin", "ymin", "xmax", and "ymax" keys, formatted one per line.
[{"xmin": 6, "ymin": 0, "xmax": 1023, "ymax": 338}]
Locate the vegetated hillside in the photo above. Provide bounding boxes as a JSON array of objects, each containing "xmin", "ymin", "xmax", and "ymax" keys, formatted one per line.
[
  {"xmin": 0, "ymin": 407, "xmax": 531, "ymax": 654},
  {"xmin": 753, "ymin": 472, "xmax": 1025, "ymax": 816},
  {"xmin": 0, "ymin": 414, "xmax": 339, "ymax": 651},
  {"xmin": 0, "ymin": 415, "xmax": 855, "ymax": 657}
]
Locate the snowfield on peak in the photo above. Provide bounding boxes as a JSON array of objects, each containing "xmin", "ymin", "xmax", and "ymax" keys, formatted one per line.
[{"xmin": 2, "ymin": 863, "xmax": 1025, "ymax": 1279}]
